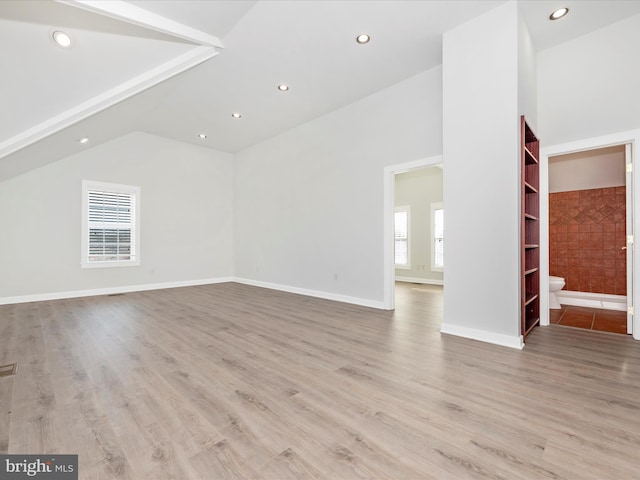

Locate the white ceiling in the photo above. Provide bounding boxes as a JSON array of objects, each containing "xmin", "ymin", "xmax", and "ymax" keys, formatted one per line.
[
  {"xmin": 2, "ymin": 0, "xmax": 640, "ymax": 181},
  {"xmin": 0, "ymin": 0, "xmax": 196, "ymax": 141}
]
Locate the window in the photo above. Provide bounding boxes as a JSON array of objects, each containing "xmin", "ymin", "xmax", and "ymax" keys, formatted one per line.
[
  {"xmin": 431, "ymin": 202, "xmax": 444, "ymax": 271},
  {"xmin": 82, "ymin": 181, "xmax": 140, "ymax": 268},
  {"xmin": 394, "ymin": 207, "xmax": 409, "ymax": 267}
]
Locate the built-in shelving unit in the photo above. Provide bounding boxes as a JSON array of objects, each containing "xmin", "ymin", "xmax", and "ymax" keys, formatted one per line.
[{"xmin": 521, "ymin": 116, "xmax": 540, "ymax": 341}]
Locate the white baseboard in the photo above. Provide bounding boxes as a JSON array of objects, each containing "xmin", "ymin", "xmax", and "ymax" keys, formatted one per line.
[
  {"xmin": 0, "ymin": 277, "xmax": 234, "ymax": 305},
  {"xmin": 233, "ymin": 277, "xmax": 387, "ymax": 310},
  {"xmin": 440, "ymin": 323, "xmax": 524, "ymax": 350},
  {"xmin": 1, "ymin": 276, "xmax": 388, "ymax": 310},
  {"xmin": 556, "ymin": 290, "xmax": 626, "ymax": 311},
  {"xmin": 395, "ymin": 276, "xmax": 444, "ymax": 286}
]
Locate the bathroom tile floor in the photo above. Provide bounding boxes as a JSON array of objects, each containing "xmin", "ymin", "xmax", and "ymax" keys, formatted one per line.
[{"xmin": 549, "ymin": 305, "xmax": 628, "ymax": 335}]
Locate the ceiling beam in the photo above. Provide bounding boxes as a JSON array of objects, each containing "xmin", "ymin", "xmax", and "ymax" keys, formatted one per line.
[
  {"xmin": 0, "ymin": 0, "xmax": 224, "ymax": 160},
  {"xmin": 55, "ymin": 0, "xmax": 224, "ymax": 48},
  {"xmin": 0, "ymin": 46, "xmax": 219, "ymax": 160}
]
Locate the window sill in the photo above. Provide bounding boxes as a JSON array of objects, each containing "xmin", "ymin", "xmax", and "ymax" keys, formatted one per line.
[
  {"xmin": 431, "ymin": 266, "xmax": 443, "ymax": 273},
  {"xmin": 81, "ymin": 260, "xmax": 140, "ymax": 269},
  {"xmin": 395, "ymin": 265, "xmax": 411, "ymax": 270}
]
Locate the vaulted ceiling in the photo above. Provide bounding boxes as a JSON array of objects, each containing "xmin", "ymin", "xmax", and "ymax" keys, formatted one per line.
[{"xmin": 2, "ymin": 0, "xmax": 640, "ymax": 181}]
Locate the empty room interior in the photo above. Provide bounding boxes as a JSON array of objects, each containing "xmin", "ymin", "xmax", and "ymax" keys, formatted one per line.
[{"xmin": 2, "ymin": 1, "xmax": 640, "ymax": 478}]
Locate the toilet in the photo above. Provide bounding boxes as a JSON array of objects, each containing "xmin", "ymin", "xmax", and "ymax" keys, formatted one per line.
[{"xmin": 549, "ymin": 275, "xmax": 566, "ymax": 309}]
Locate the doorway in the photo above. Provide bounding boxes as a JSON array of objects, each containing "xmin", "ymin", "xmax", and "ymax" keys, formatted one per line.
[
  {"xmin": 540, "ymin": 130, "xmax": 639, "ymax": 340},
  {"xmin": 383, "ymin": 156, "xmax": 442, "ymax": 310},
  {"xmin": 547, "ymin": 146, "xmax": 629, "ymax": 334}
]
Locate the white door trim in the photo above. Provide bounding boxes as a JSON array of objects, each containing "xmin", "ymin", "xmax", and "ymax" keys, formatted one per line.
[
  {"xmin": 626, "ymin": 143, "xmax": 634, "ymax": 334},
  {"xmin": 540, "ymin": 128, "xmax": 640, "ymax": 340},
  {"xmin": 383, "ymin": 156, "xmax": 443, "ymax": 310}
]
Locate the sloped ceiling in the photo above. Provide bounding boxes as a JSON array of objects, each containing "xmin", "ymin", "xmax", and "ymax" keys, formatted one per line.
[{"xmin": 1, "ymin": 0, "xmax": 640, "ymax": 181}]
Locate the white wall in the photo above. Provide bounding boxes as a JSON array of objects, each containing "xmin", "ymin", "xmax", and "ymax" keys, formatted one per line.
[
  {"xmin": 394, "ymin": 167, "xmax": 443, "ymax": 283},
  {"xmin": 549, "ymin": 146, "xmax": 625, "ymax": 193},
  {"xmin": 538, "ymin": 13, "xmax": 640, "ymax": 145},
  {"xmin": 442, "ymin": 2, "xmax": 522, "ymax": 347},
  {"xmin": 0, "ymin": 131, "xmax": 234, "ymax": 300},
  {"xmin": 233, "ymin": 68, "xmax": 443, "ymax": 306},
  {"xmin": 518, "ymin": 6, "xmax": 537, "ymax": 130}
]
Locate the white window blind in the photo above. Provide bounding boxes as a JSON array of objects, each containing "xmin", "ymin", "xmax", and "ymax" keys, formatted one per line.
[
  {"xmin": 82, "ymin": 181, "xmax": 140, "ymax": 268},
  {"xmin": 394, "ymin": 208, "xmax": 409, "ymax": 266}
]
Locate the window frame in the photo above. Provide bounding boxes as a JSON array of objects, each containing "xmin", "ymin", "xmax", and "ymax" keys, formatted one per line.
[
  {"xmin": 394, "ymin": 206, "xmax": 410, "ymax": 269},
  {"xmin": 81, "ymin": 180, "xmax": 141, "ymax": 269},
  {"xmin": 431, "ymin": 202, "xmax": 443, "ymax": 272}
]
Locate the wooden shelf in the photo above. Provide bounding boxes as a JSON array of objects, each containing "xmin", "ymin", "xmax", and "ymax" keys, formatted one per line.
[
  {"xmin": 524, "ymin": 147, "xmax": 538, "ymax": 165},
  {"xmin": 524, "ymin": 317, "xmax": 540, "ymax": 337},
  {"xmin": 521, "ymin": 116, "xmax": 540, "ymax": 343}
]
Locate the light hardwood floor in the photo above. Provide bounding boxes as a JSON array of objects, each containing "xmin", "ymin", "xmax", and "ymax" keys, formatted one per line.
[{"xmin": 1, "ymin": 281, "xmax": 640, "ymax": 479}]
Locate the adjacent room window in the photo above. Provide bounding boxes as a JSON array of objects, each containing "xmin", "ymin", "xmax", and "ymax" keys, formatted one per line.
[
  {"xmin": 394, "ymin": 207, "xmax": 410, "ymax": 267},
  {"xmin": 431, "ymin": 202, "xmax": 444, "ymax": 271},
  {"xmin": 82, "ymin": 180, "xmax": 140, "ymax": 268}
]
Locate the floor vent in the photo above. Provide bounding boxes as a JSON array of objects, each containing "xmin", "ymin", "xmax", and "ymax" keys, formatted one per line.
[
  {"xmin": 108, "ymin": 293, "xmax": 125, "ymax": 297},
  {"xmin": 0, "ymin": 363, "xmax": 17, "ymax": 377}
]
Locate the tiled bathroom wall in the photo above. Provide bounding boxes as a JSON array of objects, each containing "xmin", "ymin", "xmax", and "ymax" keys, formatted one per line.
[{"xmin": 549, "ymin": 186, "xmax": 626, "ymax": 295}]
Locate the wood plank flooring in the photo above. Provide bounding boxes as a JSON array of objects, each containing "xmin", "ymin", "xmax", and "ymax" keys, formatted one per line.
[{"xmin": 1, "ymin": 281, "xmax": 640, "ymax": 479}]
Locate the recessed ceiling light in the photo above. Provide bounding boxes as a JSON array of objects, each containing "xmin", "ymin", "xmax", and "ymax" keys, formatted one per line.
[
  {"xmin": 78, "ymin": 137, "xmax": 89, "ymax": 144},
  {"xmin": 277, "ymin": 84, "xmax": 289, "ymax": 92},
  {"xmin": 231, "ymin": 112, "xmax": 242, "ymax": 119},
  {"xmin": 52, "ymin": 30, "xmax": 72, "ymax": 48},
  {"xmin": 356, "ymin": 34, "xmax": 370, "ymax": 44},
  {"xmin": 198, "ymin": 133, "xmax": 207, "ymax": 139},
  {"xmin": 549, "ymin": 7, "xmax": 569, "ymax": 20}
]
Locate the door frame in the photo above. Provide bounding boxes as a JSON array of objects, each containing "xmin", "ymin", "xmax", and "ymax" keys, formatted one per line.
[
  {"xmin": 626, "ymin": 143, "xmax": 634, "ymax": 334},
  {"xmin": 383, "ymin": 155, "xmax": 443, "ymax": 310},
  {"xmin": 540, "ymin": 128, "xmax": 640, "ymax": 340}
]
